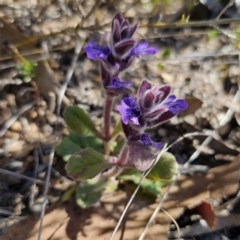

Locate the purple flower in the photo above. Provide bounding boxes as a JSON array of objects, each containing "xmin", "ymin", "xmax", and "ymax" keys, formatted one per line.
[
  {"xmin": 137, "ymin": 80, "xmax": 188, "ymax": 127},
  {"xmin": 131, "ymin": 41, "xmax": 157, "ymax": 57},
  {"xmin": 164, "ymin": 95, "xmax": 188, "ymax": 114},
  {"xmin": 121, "ymin": 123, "xmax": 158, "ymax": 150},
  {"xmin": 117, "ymin": 97, "xmax": 141, "ymax": 125},
  {"xmin": 84, "ymin": 40, "xmax": 110, "ymax": 60},
  {"xmin": 139, "ymin": 133, "xmax": 162, "ymax": 149},
  {"xmin": 128, "ymin": 132, "xmax": 162, "ymax": 149},
  {"xmin": 105, "ymin": 78, "xmax": 132, "ymax": 95},
  {"xmin": 106, "ymin": 78, "xmax": 132, "ymax": 89},
  {"xmin": 117, "ymin": 80, "xmax": 187, "ymax": 128},
  {"xmin": 111, "ymin": 13, "xmax": 138, "ymax": 47},
  {"xmin": 84, "ymin": 14, "xmax": 158, "ymax": 80}
]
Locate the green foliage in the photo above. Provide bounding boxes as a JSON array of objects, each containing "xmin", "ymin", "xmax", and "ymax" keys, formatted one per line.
[
  {"xmin": 180, "ymin": 14, "xmax": 189, "ymax": 23},
  {"xmin": 140, "ymin": 178, "xmax": 164, "ymax": 198},
  {"xmin": 162, "ymin": 49, "xmax": 171, "ymax": 59},
  {"xmin": 236, "ymin": 25, "xmax": 240, "ymax": 40},
  {"xmin": 66, "ymin": 148, "xmax": 113, "ymax": 180},
  {"xmin": 109, "ymin": 140, "xmax": 117, "ymax": 153},
  {"xmin": 148, "ymin": 152, "xmax": 178, "ymax": 181},
  {"xmin": 157, "ymin": 63, "xmax": 164, "ymax": 70},
  {"xmin": 64, "ymin": 106, "xmax": 101, "ymax": 137},
  {"xmin": 56, "ymin": 133, "xmax": 103, "ymax": 161},
  {"xmin": 207, "ymin": 29, "xmax": 218, "ymax": 40},
  {"xmin": 111, "ymin": 136, "xmax": 125, "ymax": 156},
  {"xmin": 118, "ymin": 152, "xmax": 177, "ymax": 198},
  {"xmin": 119, "ymin": 169, "xmax": 165, "ymax": 198},
  {"xmin": 76, "ymin": 178, "xmax": 107, "ymax": 208},
  {"xmin": 61, "ymin": 186, "xmax": 76, "ymax": 202},
  {"xmin": 16, "ymin": 60, "xmax": 37, "ymax": 83},
  {"xmin": 111, "ymin": 121, "xmax": 122, "ymax": 139}
]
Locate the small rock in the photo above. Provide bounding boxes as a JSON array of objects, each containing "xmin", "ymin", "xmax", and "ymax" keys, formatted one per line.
[
  {"xmin": 46, "ymin": 113, "xmax": 57, "ymax": 125},
  {"xmin": 10, "ymin": 121, "xmax": 22, "ymax": 132},
  {"xmin": 30, "ymin": 197, "xmax": 48, "ymax": 213},
  {"xmin": 4, "ymin": 140, "xmax": 24, "ymax": 154},
  {"xmin": 184, "ymin": 115, "xmax": 197, "ymax": 126},
  {"xmin": 5, "ymin": 131, "xmax": 20, "ymax": 140},
  {"xmin": 4, "ymin": 161, "xmax": 23, "ymax": 171},
  {"xmin": 29, "ymin": 110, "xmax": 37, "ymax": 119}
]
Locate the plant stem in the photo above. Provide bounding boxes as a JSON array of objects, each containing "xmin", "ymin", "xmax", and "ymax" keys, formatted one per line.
[
  {"xmin": 117, "ymin": 144, "xmax": 129, "ymax": 166},
  {"xmin": 103, "ymin": 94, "xmax": 114, "ymax": 155}
]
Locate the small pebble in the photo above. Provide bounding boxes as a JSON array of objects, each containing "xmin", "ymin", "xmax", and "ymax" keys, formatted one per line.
[
  {"xmin": 5, "ymin": 131, "xmax": 20, "ymax": 140},
  {"xmin": 30, "ymin": 111, "xmax": 37, "ymax": 119},
  {"xmin": 10, "ymin": 121, "xmax": 22, "ymax": 132}
]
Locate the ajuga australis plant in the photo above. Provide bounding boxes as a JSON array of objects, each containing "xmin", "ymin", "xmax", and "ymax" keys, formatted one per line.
[{"xmin": 57, "ymin": 13, "xmax": 188, "ymax": 208}]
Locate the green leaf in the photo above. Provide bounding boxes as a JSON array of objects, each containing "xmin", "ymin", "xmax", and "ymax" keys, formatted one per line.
[
  {"xmin": 157, "ymin": 63, "xmax": 164, "ymax": 71},
  {"xmin": 119, "ymin": 169, "xmax": 164, "ymax": 198},
  {"xmin": 180, "ymin": 14, "xmax": 189, "ymax": 23},
  {"xmin": 109, "ymin": 140, "xmax": 117, "ymax": 153},
  {"xmin": 236, "ymin": 25, "xmax": 240, "ymax": 40},
  {"xmin": 64, "ymin": 106, "xmax": 100, "ymax": 137},
  {"xmin": 56, "ymin": 133, "xmax": 103, "ymax": 161},
  {"xmin": 207, "ymin": 29, "xmax": 218, "ymax": 40},
  {"xmin": 61, "ymin": 186, "xmax": 76, "ymax": 202},
  {"xmin": 162, "ymin": 49, "xmax": 171, "ymax": 59},
  {"xmin": 140, "ymin": 179, "xmax": 163, "ymax": 198},
  {"xmin": 16, "ymin": 60, "xmax": 37, "ymax": 83},
  {"xmin": 118, "ymin": 169, "xmax": 142, "ymax": 184},
  {"xmin": 111, "ymin": 136, "xmax": 125, "ymax": 155},
  {"xmin": 148, "ymin": 152, "xmax": 178, "ymax": 181},
  {"xmin": 76, "ymin": 178, "xmax": 107, "ymax": 208},
  {"xmin": 66, "ymin": 148, "xmax": 112, "ymax": 180}
]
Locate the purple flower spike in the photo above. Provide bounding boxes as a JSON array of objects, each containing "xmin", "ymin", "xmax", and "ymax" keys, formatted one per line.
[
  {"xmin": 84, "ymin": 14, "xmax": 159, "ymax": 97},
  {"xmin": 106, "ymin": 78, "xmax": 132, "ymax": 89},
  {"xmin": 117, "ymin": 97, "xmax": 141, "ymax": 125},
  {"xmin": 139, "ymin": 133, "xmax": 162, "ymax": 149},
  {"xmin": 84, "ymin": 40, "xmax": 110, "ymax": 60},
  {"xmin": 131, "ymin": 41, "xmax": 157, "ymax": 57}
]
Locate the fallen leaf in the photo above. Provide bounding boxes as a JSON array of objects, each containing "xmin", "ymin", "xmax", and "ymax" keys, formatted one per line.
[{"xmin": 188, "ymin": 200, "xmax": 216, "ymax": 229}]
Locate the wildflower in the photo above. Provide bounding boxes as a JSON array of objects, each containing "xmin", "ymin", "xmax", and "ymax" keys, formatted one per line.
[
  {"xmin": 138, "ymin": 133, "xmax": 162, "ymax": 149},
  {"xmin": 118, "ymin": 80, "xmax": 187, "ymax": 171},
  {"xmin": 118, "ymin": 80, "xmax": 188, "ymax": 127},
  {"xmin": 84, "ymin": 13, "xmax": 157, "ymax": 94},
  {"xmin": 130, "ymin": 41, "xmax": 157, "ymax": 57},
  {"xmin": 84, "ymin": 40, "xmax": 110, "ymax": 60},
  {"xmin": 117, "ymin": 97, "xmax": 141, "ymax": 125},
  {"xmin": 105, "ymin": 77, "xmax": 132, "ymax": 95}
]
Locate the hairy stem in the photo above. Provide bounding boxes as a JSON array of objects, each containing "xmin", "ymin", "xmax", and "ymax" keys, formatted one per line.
[
  {"xmin": 104, "ymin": 94, "xmax": 114, "ymax": 154},
  {"xmin": 117, "ymin": 144, "xmax": 129, "ymax": 166}
]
